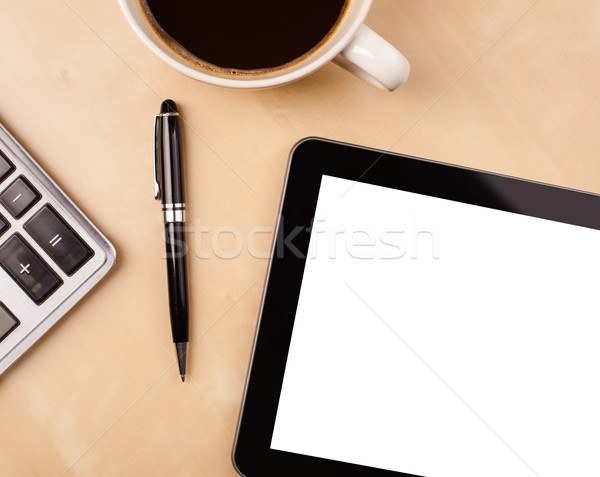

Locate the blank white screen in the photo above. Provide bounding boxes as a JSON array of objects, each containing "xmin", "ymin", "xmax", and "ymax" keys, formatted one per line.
[{"xmin": 271, "ymin": 175, "xmax": 600, "ymax": 476}]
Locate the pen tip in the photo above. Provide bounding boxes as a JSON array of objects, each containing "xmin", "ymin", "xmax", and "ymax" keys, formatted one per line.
[
  {"xmin": 161, "ymin": 99, "xmax": 177, "ymax": 114},
  {"xmin": 175, "ymin": 342, "xmax": 187, "ymax": 382}
]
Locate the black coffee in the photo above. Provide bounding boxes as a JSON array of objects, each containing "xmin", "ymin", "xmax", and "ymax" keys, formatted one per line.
[{"xmin": 141, "ymin": 0, "xmax": 349, "ymax": 75}]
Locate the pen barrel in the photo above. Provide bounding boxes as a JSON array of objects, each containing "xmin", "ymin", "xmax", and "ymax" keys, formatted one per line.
[
  {"xmin": 160, "ymin": 114, "xmax": 185, "ymax": 205},
  {"xmin": 164, "ymin": 222, "xmax": 189, "ymax": 343}
]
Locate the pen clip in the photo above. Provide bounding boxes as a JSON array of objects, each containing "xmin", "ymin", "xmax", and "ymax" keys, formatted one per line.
[{"xmin": 153, "ymin": 114, "xmax": 163, "ymax": 200}]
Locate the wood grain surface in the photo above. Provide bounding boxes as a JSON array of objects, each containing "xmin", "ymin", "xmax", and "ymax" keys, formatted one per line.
[{"xmin": 1, "ymin": 0, "xmax": 599, "ymax": 475}]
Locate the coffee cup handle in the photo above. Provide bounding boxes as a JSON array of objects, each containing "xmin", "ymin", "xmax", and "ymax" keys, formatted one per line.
[{"xmin": 333, "ymin": 24, "xmax": 410, "ymax": 91}]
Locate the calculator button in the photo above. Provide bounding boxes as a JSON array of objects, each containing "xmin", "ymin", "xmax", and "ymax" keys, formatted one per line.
[
  {"xmin": 0, "ymin": 150, "xmax": 15, "ymax": 183},
  {"xmin": 0, "ymin": 303, "xmax": 19, "ymax": 343},
  {"xmin": 24, "ymin": 205, "xmax": 94, "ymax": 276},
  {"xmin": 0, "ymin": 176, "xmax": 41, "ymax": 218},
  {"xmin": 0, "ymin": 234, "xmax": 62, "ymax": 304},
  {"xmin": 0, "ymin": 214, "xmax": 8, "ymax": 236}
]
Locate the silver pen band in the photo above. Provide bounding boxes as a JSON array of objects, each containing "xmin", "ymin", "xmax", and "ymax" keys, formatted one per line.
[{"xmin": 163, "ymin": 203, "xmax": 186, "ymax": 223}]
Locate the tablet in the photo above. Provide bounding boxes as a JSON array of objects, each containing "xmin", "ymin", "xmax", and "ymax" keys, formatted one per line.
[{"xmin": 233, "ymin": 138, "xmax": 600, "ymax": 477}]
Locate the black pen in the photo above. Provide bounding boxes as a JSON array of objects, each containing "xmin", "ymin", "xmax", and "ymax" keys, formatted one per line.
[{"xmin": 154, "ymin": 99, "xmax": 189, "ymax": 382}]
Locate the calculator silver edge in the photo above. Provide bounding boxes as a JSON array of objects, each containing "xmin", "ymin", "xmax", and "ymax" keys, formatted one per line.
[{"xmin": 0, "ymin": 123, "xmax": 117, "ymax": 375}]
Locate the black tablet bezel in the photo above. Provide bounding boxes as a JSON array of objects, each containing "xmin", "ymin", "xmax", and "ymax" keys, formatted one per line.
[{"xmin": 233, "ymin": 137, "xmax": 600, "ymax": 477}]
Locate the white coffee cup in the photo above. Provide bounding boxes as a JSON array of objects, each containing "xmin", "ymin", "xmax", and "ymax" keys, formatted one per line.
[{"xmin": 119, "ymin": 0, "xmax": 410, "ymax": 91}]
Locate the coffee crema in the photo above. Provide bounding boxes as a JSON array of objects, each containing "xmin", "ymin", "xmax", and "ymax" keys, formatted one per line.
[{"xmin": 140, "ymin": 0, "xmax": 349, "ymax": 76}]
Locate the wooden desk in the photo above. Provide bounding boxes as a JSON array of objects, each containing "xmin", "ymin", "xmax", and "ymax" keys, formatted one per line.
[{"xmin": 1, "ymin": 0, "xmax": 599, "ymax": 475}]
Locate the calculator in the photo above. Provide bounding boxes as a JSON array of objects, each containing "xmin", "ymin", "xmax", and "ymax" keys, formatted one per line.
[{"xmin": 0, "ymin": 121, "xmax": 116, "ymax": 375}]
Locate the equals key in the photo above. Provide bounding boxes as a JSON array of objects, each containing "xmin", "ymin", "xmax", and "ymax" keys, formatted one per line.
[
  {"xmin": 49, "ymin": 234, "xmax": 62, "ymax": 247},
  {"xmin": 24, "ymin": 205, "xmax": 94, "ymax": 276}
]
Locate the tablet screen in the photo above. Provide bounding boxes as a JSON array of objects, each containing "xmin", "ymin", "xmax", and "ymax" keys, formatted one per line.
[{"xmin": 270, "ymin": 174, "xmax": 600, "ymax": 476}]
